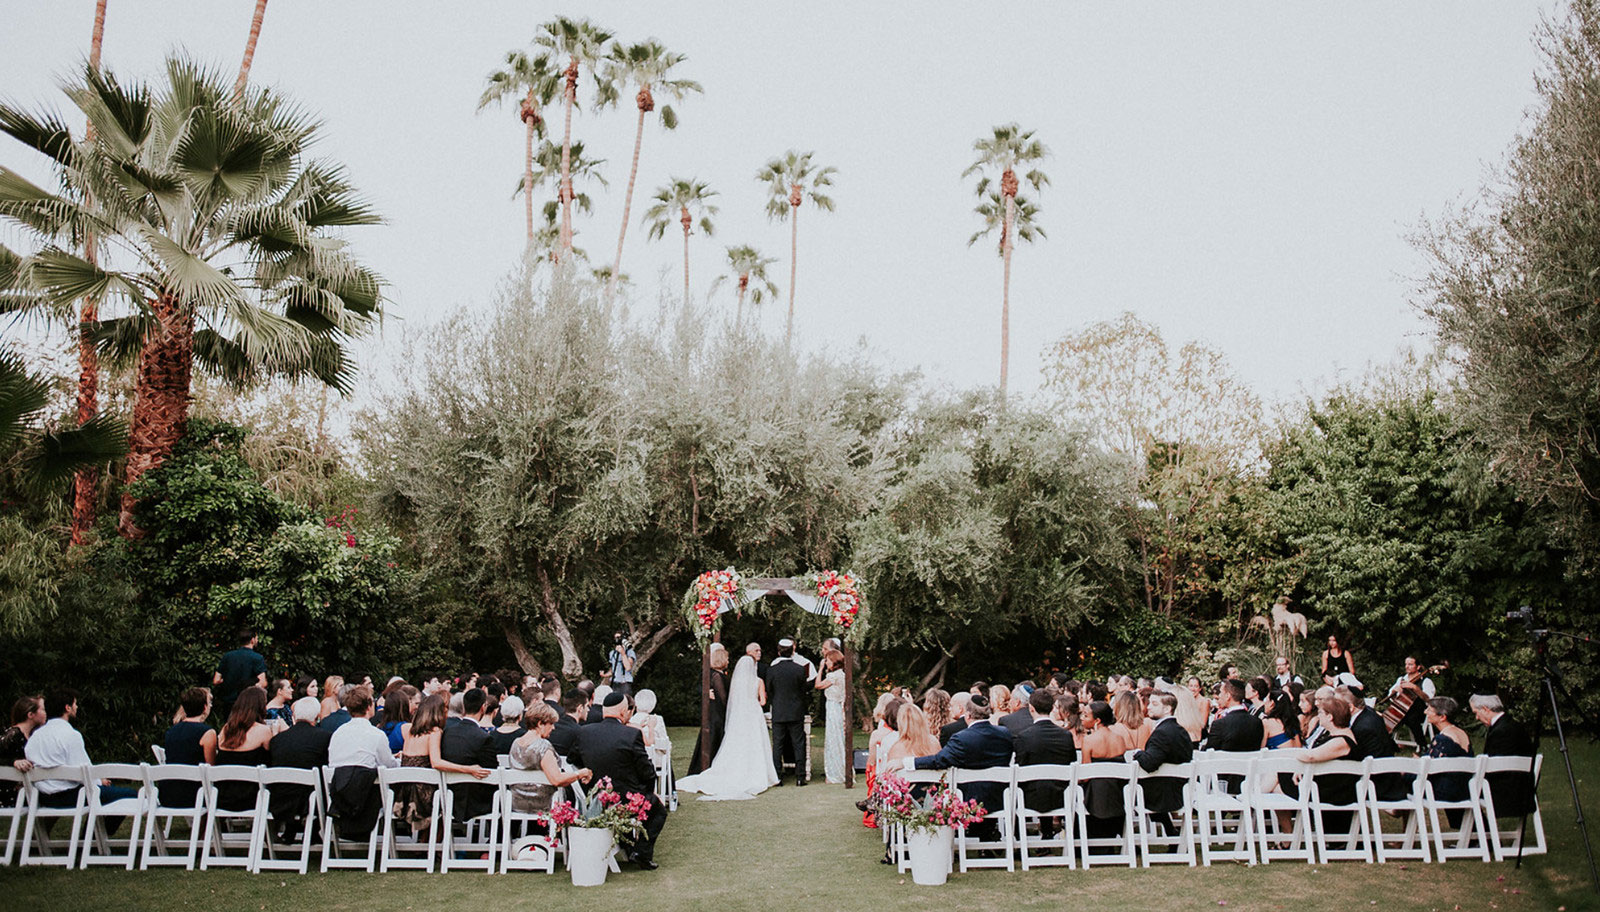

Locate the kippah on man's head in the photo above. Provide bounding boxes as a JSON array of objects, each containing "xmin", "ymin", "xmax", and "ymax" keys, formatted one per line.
[{"xmin": 603, "ymin": 692, "xmax": 626, "ymax": 708}]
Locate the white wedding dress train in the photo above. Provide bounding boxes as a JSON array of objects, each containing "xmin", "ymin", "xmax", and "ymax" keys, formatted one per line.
[{"xmin": 677, "ymin": 655, "xmax": 779, "ymax": 800}]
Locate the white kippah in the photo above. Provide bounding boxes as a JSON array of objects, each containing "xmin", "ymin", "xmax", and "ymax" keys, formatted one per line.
[{"xmin": 778, "ymin": 638, "xmax": 794, "ymax": 647}]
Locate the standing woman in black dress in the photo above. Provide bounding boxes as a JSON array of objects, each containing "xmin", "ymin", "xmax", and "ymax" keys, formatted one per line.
[
  {"xmin": 1321, "ymin": 633, "xmax": 1354, "ymax": 686},
  {"xmin": 687, "ymin": 642, "xmax": 730, "ymax": 775}
]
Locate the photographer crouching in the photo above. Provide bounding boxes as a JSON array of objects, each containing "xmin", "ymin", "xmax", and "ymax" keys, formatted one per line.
[{"xmin": 603, "ymin": 631, "xmax": 637, "ymax": 698}]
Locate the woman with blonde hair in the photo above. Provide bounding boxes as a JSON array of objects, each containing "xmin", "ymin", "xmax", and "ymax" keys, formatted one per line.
[
  {"xmin": 686, "ymin": 643, "xmax": 730, "ymax": 776},
  {"xmin": 861, "ymin": 692, "xmax": 900, "ymax": 826},
  {"xmin": 1111, "ymin": 691, "xmax": 1151, "ymax": 750},
  {"xmin": 1161, "ymin": 679, "xmax": 1205, "ymax": 746},
  {"xmin": 319, "ymin": 675, "xmax": 345, "ymax": 721},
  {"xmin": 988, "ymin": 684, "xmax": 1013, "ymax": 716},
  {"xmin": 886, "ymin": 703, "xmax": 939, "ymax": 762},
  {"xmin": 920, "ymin": 688, "xmax": 951, "ymax": 743}
]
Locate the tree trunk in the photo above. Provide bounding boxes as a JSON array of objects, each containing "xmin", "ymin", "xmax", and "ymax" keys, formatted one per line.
[
  {"xmin": 71, "ymin": 0, "xmax": 109, "ymax": 547},
  {"xmin": 522, "ymin": 90, "xmax": 537, "ymax": 246},
  {"xmin": 681, "ymin": 205, "xmax": 692, "ymax": 305},
  {"xmin": 698, "ymin": 641, "xmax": 713, "ymax": 771},
  {"xmin": 498, "ymin": 612, "xmax": 543, "ymax": 676},
  {"xmin": 916, "ymin": 644, "xmax": 958, "ymax": 695},
  {"xmin": 534, "ymin": 558, "xmax": 584, "ymax": 677},
  {"xmin": 609, "ymin": 94, "xmax": 648, "ymax": 299},
  {"xmin": 232, "ymin": 0, "xmax": 268, "ymax": 102},
  {"xmin": 630, "ymin": 620, "xmax": 680, "ymax": 671},
  {"xmin": 1000, "ymin": 190, "xmax": 1015, "ymax": 399},
  {"xmin": 736, "ymin": 275, "xmax": 747, "ymax": 325},
  {"xmin": 557, "ymin": 56, "xmax": 578, "ymax": 259},
  {"xmin": 120, "ymin": 292, "xmax": 194, "ymax": 539},
  {"xmin": 843, "ymin": 642, "xmax": 856, "ymax": 788},
  {"xmin": 785, "ymin": 201, "xmax": 799, "ymax": 346}
]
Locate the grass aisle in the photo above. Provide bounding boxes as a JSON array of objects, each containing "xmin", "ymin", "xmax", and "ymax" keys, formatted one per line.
[{"xmin": 0, "ymin": 728, "xmax": 1594, "ymax": 911}]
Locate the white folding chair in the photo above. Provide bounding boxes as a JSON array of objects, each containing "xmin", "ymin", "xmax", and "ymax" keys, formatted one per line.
[
  {"xmin": 1014, "ymin": 763, "xmax": 1076, "ymax": 869},
  {"xmin": 200, "ymin": 765, "xmax": 268, "ymax": 871},
  {"xmin": 496, "ymin": 754, "xmax": 511, "ymax": 770},
  {"xmin": 377, "ymin": 765, "xmax": 442, "ymax": 873},
  {"xmin": 441, "ymin": 770, "xmax": 500, "ymax": 873},
  {"xmin": 256, "ymin": 767, "xmax": 322, "ymax": 875},
  {"xmin": 1249, "ymin": 753, "xmax": 1316, "ymax": 864},
  {"xmin": 79, "ymin": 762, "xmax": 147, "ymax": 869},
  {"xmin": 319, "ymin": 766, "xmax": 381, "ymax": 872},
  {"xmin": 654, "ymin": 747, "xmax": 677, "ymax": 811},
  {"xmin": 497, "ymin": 768, "xmax": 560, "ymax": 874},
  {"xmin": 1365, "ymin": 756, "xmax": 1430, "ymax": 862},
  {"xmin": 151, "ymin": 745, "xmax": 167, "ymax": 765},
  {"xmin": 1193, "ymin": 755, "xmax": 1256, "ymax": 866},
  {"xmin": 1307, "ymin": 758, "xmax": 1374, "ymax": 863},
  {"xmin": 1423, "ymin": 755, "xmax": 1490, "ymax": 862},
  {"xmin": 952, "ymin": 766, "xmax": 1016, "ymax": 872},
  {"xmin": 1483, "ymin": 754, "xmax": 1546, "ymax": 860},
  {"xmin": 141, "ymin": 764, "xmax": 207, "ymax": 869},
  {"xmin": 1072, "ymin": 761, "xmax": 1138, "ymax": 868},
  {"xmin": 0, "ymin": 767, "xmax": 26, "ymax": 866},
  {"xmin": 1132, "ymin": 761, "xmax": 1196, "ymax": 866},
  {"xmin": 20, "ymin": 766, "xmax": 90, "ymax": 867}
]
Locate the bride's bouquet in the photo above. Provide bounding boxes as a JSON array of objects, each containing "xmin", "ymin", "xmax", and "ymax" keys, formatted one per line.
[
  {"xmin": 873, "ymin": 772, "xmax": 988, "ymax": 834},
  {"xmin": 548, "ymin": 777, "xmax": 651, "ymax": 844}
]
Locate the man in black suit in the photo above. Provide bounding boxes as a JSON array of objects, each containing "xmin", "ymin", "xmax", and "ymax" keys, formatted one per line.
[
  {"xmin": 1132, "ymin": 692, "xmax": 1194, "ymax": 832},
  {"xmin": 1205, "ymin": 679, "xmax": 1263, "ymax": 793},
  {"xmin": 550, "ymin": 689, "xmax": 586, "ymax": 761},
  {"xmin": 440, "ymin": 688, "xmax": 498, "ymax": 821},
  {"xmin": 939, "ymin": 693, "xmax": 970, "ymax": 746},
  {"xmin": 1342, "ymin": 683, "xmax": 1403, "ymax": 799},
  {"xmin": 906, "ymin": 694, "xmax": 1015, "ymax": 840},
  {"xmin": 575, "ymin": 692, "xmax": 667, "ymax": 870},
  {"xmin": 578, "ymin": 680, "xmax": 606, "ymax": 724},
  {"xmin": 767, "ymin": 639, "xmax": 815, "ymax": 785},
  {"xmin": 997, "ymin": 682, "xmax": 1035, "ymax": 736},
  {"xmin": 1013, "ymin": 689, "xmax": 1077, "ymax": 838},
  {"xmin": 268, "ymin": 696, "xmax": 332, "ymax": 842},
  {"xmin": 1473, "ymin": 694, "xmax": 1536, "ymax": 818}
]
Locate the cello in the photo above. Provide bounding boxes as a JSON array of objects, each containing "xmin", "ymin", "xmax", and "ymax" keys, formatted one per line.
[{"xmin": 1379, "ymin": 662, "xmax": 1449, "ymax": 732}]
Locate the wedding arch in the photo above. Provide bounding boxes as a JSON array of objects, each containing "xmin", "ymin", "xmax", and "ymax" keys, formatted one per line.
[{"xmin": 682, "ymin": 569, "xmax": 868, "ymax": 787}]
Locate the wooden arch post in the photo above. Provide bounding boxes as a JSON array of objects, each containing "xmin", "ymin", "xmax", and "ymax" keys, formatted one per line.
[
  {"xmin": 698, "ymin": 631, "xmax": 716, "ymax": 773},
  {"xmin": 843, "ymin": 641, "xmax": 855, "ymax": 788}
]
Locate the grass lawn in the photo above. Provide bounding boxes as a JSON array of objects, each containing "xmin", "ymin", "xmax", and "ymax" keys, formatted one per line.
[{"xmin": 2, "ymin": 727, "xmax": 1597, "ymax": 911}]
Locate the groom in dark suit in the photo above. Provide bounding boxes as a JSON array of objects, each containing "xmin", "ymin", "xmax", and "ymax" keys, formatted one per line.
[
  {"xmin": 1132, "ymin": 692, "xmax": 1194, "ymax": 833},
  {"xmin": 575, "ymin": 692, "xmax": 668, "ymax": 870},
  {"xmin": 768, "ymin": 639, "xmax": 814, "ymax": 785},
  {"xmin": 905, "ymin": 693, "xmax": 1015, "ymax": 839}
]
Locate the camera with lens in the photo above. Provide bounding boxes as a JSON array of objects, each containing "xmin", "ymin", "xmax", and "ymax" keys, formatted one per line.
[{"xmin": 613, "ymin": 631, "xmax": 629, "ymax": 649}]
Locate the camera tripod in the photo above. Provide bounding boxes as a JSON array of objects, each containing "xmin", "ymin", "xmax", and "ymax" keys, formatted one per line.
[{"xmin": 1518, "ymin": 625, "xmax": 1599, "ymax": 895}]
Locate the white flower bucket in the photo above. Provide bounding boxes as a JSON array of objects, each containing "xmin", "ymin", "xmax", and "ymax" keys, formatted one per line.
[
  {"xmin": 567, "ymin": 827, "xmax": 615, "ymax": 887},
  {"xmin": 906, "ymin": 825, "xmax": 953, "ymax": 886}
]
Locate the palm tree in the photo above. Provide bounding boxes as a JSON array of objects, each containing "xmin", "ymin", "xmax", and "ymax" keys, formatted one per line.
[
  {"xmin": 599, "ymin": 40, "xmax": 701, "ymax": 298},
  {"xmin": 962, "ymin": 123, "xmax": 1049, "ymax": 397},
  {"xmin": 535, "ymin": 16, "xmax": 614, "ymax": 260},
  {"xmin": 755, "ymin": 150, "xmax": 836, "ymax": 345},
  {"xmin": 233, "ymin": 0, "xmax": 269, "ymax": 101},
  {"xmin": 71, "ymin": 0, "xmax": 109, "ymax": 544},
  {"xmin": 643, "ymin": 178, "xmax": 718, "ymax": 306},
  {"xmin": 522, "ymin": 139, "xmax": 606, "ymax": 259},
  {"xmin": 478, "ymin": 49, "xmax": 561, "ymax": 247},
  {"xmin": 710, "ymin": 245, "xmax": 778, "ymax": 325},
  {"xmin": 969, "ymin": 191, "xmax": 1046, "ymax": 254},
  {"xmin": 0, "ymin": 352, "xmax": 127, "ymax": 495},
  {"xmin": 0, "ymin": 58, "xmax": 386, "ymax": 537}
]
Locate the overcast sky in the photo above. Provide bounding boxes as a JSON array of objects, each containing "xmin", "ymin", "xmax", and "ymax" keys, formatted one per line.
[{"xmin": 2, "ymin": 2, "xmax": 1554, "ymax": 406}]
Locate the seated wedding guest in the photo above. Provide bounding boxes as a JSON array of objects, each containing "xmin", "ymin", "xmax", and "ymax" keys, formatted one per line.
[
  {"xmin": 491, "ymin": 696, "xmax": 527, "ymax": 756},
  {"xmin": 1343, "ymin": 681, "xmax": 1403, "ymax": 799},
  {"xmin": 1158, "ymin": 679, "xmax": 1204, "ymax": 746},
  {"xmin": 214, "ymin": 685, "xmax": 274, "ymax": 811},
  {"xmin": 886, "ymin": 703, "xmax": 938, "ymax": 765},
  {"xmin": 1301, "ymin": 686, "xmax": 1332, "ymax": 748},
  {"xmin": 1471, "ymin": 693, "xmax": 1536, "ymax": 819},
  {"xmin": 574, "ymin": 693, "xmax": 668, "ymax": 870},
  {"xmin": 319, "ymin": 676, "xmax": 345, "ymax": 721},
  {"xmin": 550, "ymin": 689, "xmax": 587, "ymax": 760},
  {"xmin": 876, "ymin": 697, "xmax": 909, "ymax": 766},
  {"xmin": 968, "ymin": 681, "xmax": 988, "ymax": 697},
  {"xmin": 509, "ymin": 702, "xmax": 592, "ymax": 814},
  {"xmin": 292, "ymin": 674, "xmax": 318, "ymax": 704},
  {"xmin": 1205, "ymin": 680, "xmax": 1263, "ymax": 752},
  {"xmin": 1263, "ymin": 692, "xmax": 1302, "ymax": 749},
  {"xmin": 1219, "ymin": 662, "xmax": 1240, "ymax": 682},
  {"xmin": 481, "ymin": 692, "xmax": 502, "ymax": 730},
  {"xmin": 318, "ymin": 684, "xmax": 356, "ymax": 733},
  {"xmin": 1188, "ymin": 677, "xmax": 1212, "ymax": 724},
  {"xmin": 26, "ymin": 690, "xmax": 138, "ymax": 827},
  {"xmin": 1132, "ymin": 693, "xmax": 1194, "ymax": 832},
  {"xmin": 264, "ymin": 678, "xmax": 294, "ymax": 727},
  {"xmin": 998, "ymin": 684, "xmax": 1033, "ymax": 736},
  {"xmin": 1273, "ymin": 656, "xmax": 1303, "ymax": 690},
  {"xmin": 380, "ymin": 685, "xmax": 419, "ymax": 754},
  {"xmin": 440, "ymin": 688, "xmax": 499, "ymax": 821},
  {"xmin": 539, "ymin": 675, "xmax": 562, "ymax": 715},
  {"xmin": 902, "ymin": 693, "xmax": 1013, "ymax": 839},
  {"xmin": 160, "ymin": 687, "xmax": 218, "ymax": 807},
  {"xmin": 327, "ymin": 685, "xmax": 395, "ymax": 839},
  {"xmin": 859, "ymin": 693, "xmax": 902, "ymax": 823},
  {"xmin": 394, "ymin": 694, "xmax": 490, "ymax": 835},
  {"xmin": 1246, "ymin": 677, "xmax": 1273, "ymax": 718},
  {"xmin": 1084, "ymin": 680, "xmax": 1109, "ymax": 704},
  {"xmin": 1079, "ymin": 701, "xmax": 1122, "ymax": 760},
  {"xmin": 1297, "ymin": 697, "xmax": 1361, "ymax": 837},
  {"xmin": 1111, "ymin": 691, "xmax": 1151, "ymax": 751},
  {"xmin": 587, "ymin": 684, "xmax": 611, "ymax": 724},
  {"xmin": 939, "ymin": 692, "xmax": 970, "ymax": 746},
  {"xmin": 988, "ymin": 685, "xmax": 1013, "ymax": 720},
  {"xmin": 1015, "ymin": 688, "xmax": 1077, "ymax": 839},
  {"xmin": 921, "ymin": 689, "xmax": 951, "ymax": 744},
  {"xmin": 1051, "ymin": 693, "xmax": 1081, "ymax": 745},
  {"xmin": 268, "ymin": 696, "xmax": 332, "ymax": 842},
  {"xmin": 628, "ymin": 690, "xmax": 671, "ymax": 767},
  {"xmin": 1077, "ymin": 700, "xmax": 1125, "ymax": 839},
  {"xmin": 1424, "ymin": 696, "xmax": 1475, "ymax": 827},
  {"xmin": 0, "ymin": 695, "xmax": 43, "ymax": 809}
]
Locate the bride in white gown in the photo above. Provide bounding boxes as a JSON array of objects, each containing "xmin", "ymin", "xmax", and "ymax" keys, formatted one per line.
[{"xmin": 677, "ymin": 654, "xmax": 779, "ymax": 800}]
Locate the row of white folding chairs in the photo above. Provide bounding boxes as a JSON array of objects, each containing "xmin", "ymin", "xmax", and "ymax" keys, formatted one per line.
[
  {"xmin": 0, "ymin": 762, "xmax": 582, "ymax": 875},
  {"xmin": 887, "ymin": 751, "xmax": 1544, "ymax": 873}
]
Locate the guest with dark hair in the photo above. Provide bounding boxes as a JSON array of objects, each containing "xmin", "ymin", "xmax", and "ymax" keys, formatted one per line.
[
  {"xmin": 160, "ymin": 687, "xmax": 218, "ymax": 807},
  {"xmin": 1205, "ymin": 679, "xmax": 1263, "ymax": 753},
  {"xmin": 380, "ymin": 685, "xmax": 419, "ymax": 754},
  {"xmin": 1263, "ymin": 691, "xmax": 1302, "ymax": 749},
  {"xmin": 292, "ymin": 675, "xmax": 318, "ymax": 704},
  {"xmin": 264, "ymin": 678, "xmax": 294, "ymax": 727},
  {"xmin": 1132, "ymin": 692, "xmax": 1193, "ymax": 833},
  {"xmin": 215, "ymin": 685, "xmax": 274, "ymax": 811},
  {"xmin": 1246, "ymin": 677, "xmax": 1273, "ymax": 717},
  {"xmin": 326, "ymin": 685, "xmax": 395, "ymax": 839},
  {"xmin": 1424, "ymin": 696, "xmax": 1474, "ymax": 827},
  {"xmin": 25, "ymin": 690, "xmax": 137, "ymax": 827},
  {"xmin": 394, "ymin": 693, "xmax": 490, "ymax": 835},
  {"xmin": 574, "ymin": 692, "xmax": 668, "ymax": 869},
  {"xmin": 213, "ymin": 631, "xmax": 267, "ymax": 719},
  {"xmin": 1015, "ymin": 687, "xmax": 1077, "ymax": 839},
  {"xmin": 903, "ymin": 692, "xmax": 1013, "ymax": 840},
  {"xmin": 0, "ymin": 695, "xmax": 44, "ymax": 808},
  {"xmin": 440, "ymin": 688, "xmax": 498, "ymax": 821},
  {"xmin": 1321, "ymin": 633, "xmax": 1354, "ymax": 686},
  {"xmin": 550, "ymin": 689, "xmax": 587, "ymax": 760}
]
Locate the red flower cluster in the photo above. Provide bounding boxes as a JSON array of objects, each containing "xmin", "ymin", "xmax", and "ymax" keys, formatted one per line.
[
  {"xmin": 874, "ymin": 772, "xmax": 987, "ymax": 831},
  {"xmin": 814, "ymin": 570, "xmax": 861, "ymax": 628},
  {"xmin": 623, "ymin": 791, "xmax": 653, "ymax": 822},
  {"xmin": 691, "ymin": 569, "xmax": 741, "ymax": 631},
  {"xmin": 325, "ymin": 505, "xmax": 360, "ymax": 548},
  {"xmin": 548, "ymin": 801, "xmax": 579, "ymax": 828}
]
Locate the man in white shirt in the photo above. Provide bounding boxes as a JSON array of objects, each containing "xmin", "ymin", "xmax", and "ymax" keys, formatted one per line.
[
  {"xmin": 25, "ymin": 690, "xmax": 139, "ymax": 821},
  {"xmin": 1272, "ymin": 656, "xmax": 1303, "ymax": 690},
  {"xmin": 327, "ymin": 686, "xmax": 398, "ymax": 771}
]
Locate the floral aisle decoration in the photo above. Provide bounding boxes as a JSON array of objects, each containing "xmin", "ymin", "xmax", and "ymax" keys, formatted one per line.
[
  {"xmin": 798, "ymin": 569, "xmax": 862, "ymax": 629},
  {"xmin": 682, "ymin": 568, "xmax": 747, "ymax": 641},
  {"xmin": 547, "ymin": 776, "xmax": 651, "ymax": 843},
  {"xmin": 872, "ymin": 771, "xmax": 988, "ymax": 834}
]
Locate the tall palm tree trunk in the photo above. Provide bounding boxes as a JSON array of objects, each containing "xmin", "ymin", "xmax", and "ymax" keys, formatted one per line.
[
  {"xmin": 71, "ymin": 0, "xmax": 109, "ymax": 546},
  {"xmin": 120, "ymin": 293, "xmax": 194, "ymax": 539},
  {"xmin": 557, "ymin": 56, "xmax": 577, "ymax": 260},
  {"xmin": 786, "ymin": 200, "xmax": 799, "ymax": 345},
  {"xmin": 522, "ymin": 90, "xmax": 537, "ymax": 246},
  {"xmin": 609, "ymin": 93, "xmax": 648, "ymax": 298},
  {"xmin": 736, "ymin": 276, "xmax": 748, "ymax": 325},
  {"xmin": 680, "ymin": 206, "xmax": 692, "ymax": 305},
  {"xmin": 1000, "ymin": 192, "xmax": 1015, "ymax": 398},
  {"xmin": 232, "ymin": 0, "xmax": 268, "ymax": 102}
]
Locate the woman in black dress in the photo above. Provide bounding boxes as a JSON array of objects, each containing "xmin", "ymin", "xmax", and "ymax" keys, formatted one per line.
[
  {"xmin": 1297, "ymin": 697, "xmax": 1360, "ymax": 839},
  {"xmin": 0, "ymin": 695, "xmax": 44, "ymax": 810},
  {"xmin": 215, "ymin": 686, "xmax": 274, "ymax": 811},
  {"xmin": 1321, "ymin": 634, "xmax": 1354, "ymax": 686},
  {"xmin": 686, "ymin": 642, "xmax": 730, "ymax": 775},
  {"xmin": 161, "ymin": 687, "xmax": 218, "ymax": 807}
]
